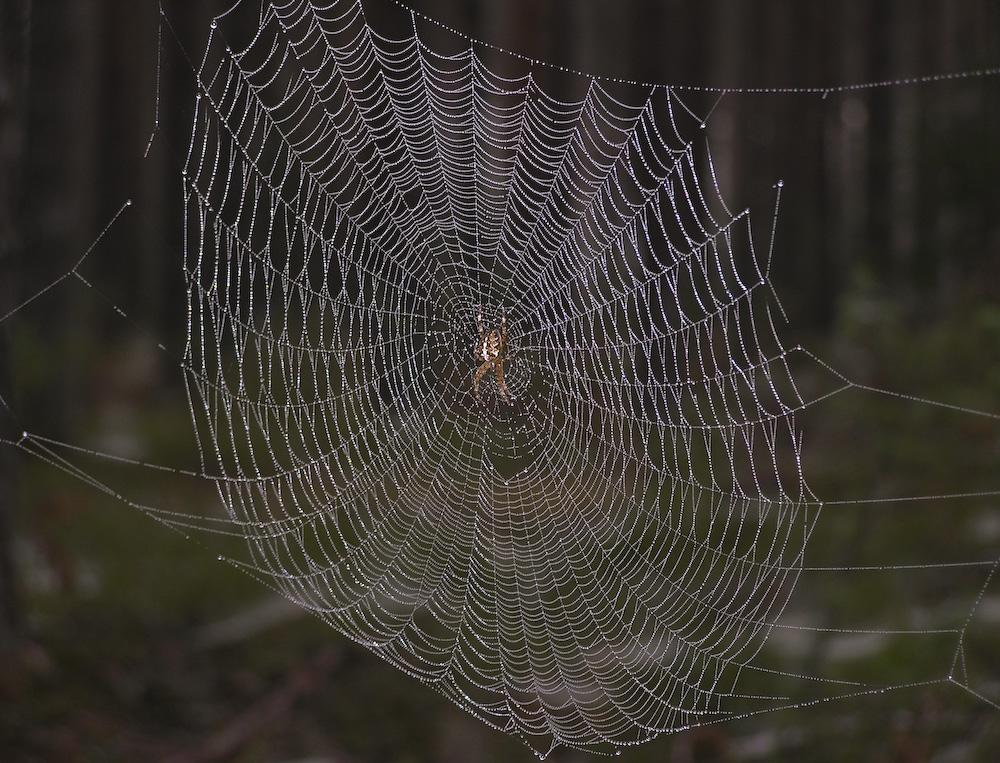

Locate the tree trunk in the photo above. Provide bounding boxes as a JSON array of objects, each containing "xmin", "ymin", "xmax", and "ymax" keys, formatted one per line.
[
  {"xmin": 828, "ymin": 1, "xmax": 870, "ymax": 295},
  {"xmin": 889, "ymin": 0, "xmax": 919, "ymax": 291},
  {"xmin": 0, "ymin": 0, "xmax": 31, "ymax": 646}
]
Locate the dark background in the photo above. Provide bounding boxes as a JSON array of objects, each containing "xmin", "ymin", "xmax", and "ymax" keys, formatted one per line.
[{"xmin": 1, "ymin": 1, "xmax": 999, "ymax": 761}]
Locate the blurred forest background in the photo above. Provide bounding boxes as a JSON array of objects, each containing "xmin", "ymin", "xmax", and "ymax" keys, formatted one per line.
[{"xmin": 1, "ymin": 0, "xmax": 999, "ymax": 761}]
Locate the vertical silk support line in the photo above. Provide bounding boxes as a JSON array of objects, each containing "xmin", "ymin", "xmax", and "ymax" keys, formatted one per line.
[{"xmin": 143, "ymin": 2, "xmax": 164, "ymax": 159}]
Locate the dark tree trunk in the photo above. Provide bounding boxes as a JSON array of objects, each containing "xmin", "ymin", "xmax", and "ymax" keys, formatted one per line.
[
  {"xmin": 828, "ymin": 1, "xmax": 870, "ymax": 293},
  {"xmin": 0, "ymin": 0, "xmax": 31, "ymax": 646},
  {"xmin": 889, "ymin": 0, "xmax": 919, "ymax": 291}
]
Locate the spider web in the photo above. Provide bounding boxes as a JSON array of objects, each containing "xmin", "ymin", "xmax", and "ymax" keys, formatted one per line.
[
  {"xmin": 3, "ymin": 0, "xmax": 1000, "ymax": 757},
  {"xmin": 173, "ymin": 0, "xmax": 1000, "ymax": 754}
]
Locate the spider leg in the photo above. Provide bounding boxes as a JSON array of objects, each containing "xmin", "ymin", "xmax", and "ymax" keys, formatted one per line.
[
  {"xmin": 495, "ymin": 360, "xmax": 510, "ymax": 402},
  {"xmin": 472, "ymin": 360, "xmax": 492, "ymax": 398}
]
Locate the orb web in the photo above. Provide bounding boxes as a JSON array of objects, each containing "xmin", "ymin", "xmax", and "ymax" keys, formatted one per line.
[
  {"xmin": 0, "ymin": 0, "xmax": 996, "ymax": 757},
  {"xmin": 132, "ymin": 0, "xmax": 1000, "ymax": 756},
  {"xmin": 180, "ymin": 0, "xmax": 818, "ymax": 753}
]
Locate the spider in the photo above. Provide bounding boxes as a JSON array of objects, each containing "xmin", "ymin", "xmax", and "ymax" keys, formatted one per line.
[{"xmin": 473, "ymin": 308, "xmax": 510, "ymax": 402}]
